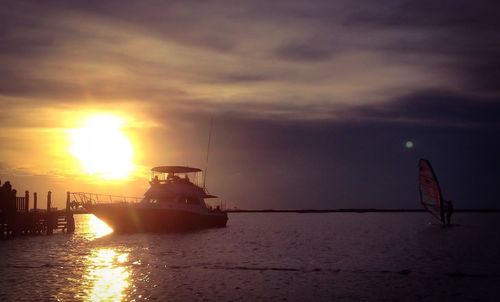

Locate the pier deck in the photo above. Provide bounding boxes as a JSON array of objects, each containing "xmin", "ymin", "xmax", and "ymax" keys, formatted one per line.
[{"xmin": 0, "ymin": 191, "xmax": 75, "ymax": 238}]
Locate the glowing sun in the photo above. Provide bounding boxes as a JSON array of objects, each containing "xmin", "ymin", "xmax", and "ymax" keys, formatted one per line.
[{"xmin": 69, "ymin": 114, "xmax": 134, "ymax": 179}]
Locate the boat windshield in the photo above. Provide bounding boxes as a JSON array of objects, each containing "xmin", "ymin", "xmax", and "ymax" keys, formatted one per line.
[{"xmin": 150, "ymin": 170, "xmax": 203, "ymax": 187}]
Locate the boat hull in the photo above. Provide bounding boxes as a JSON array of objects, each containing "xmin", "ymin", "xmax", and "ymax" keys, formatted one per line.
[{"xmin": 88, "ymin": 204, "xmax": 228, "ymax": 233}]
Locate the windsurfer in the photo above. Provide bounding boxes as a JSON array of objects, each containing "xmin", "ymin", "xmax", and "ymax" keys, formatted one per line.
[
  {"xmin": 445, "ymin": 200, "xmax": 454, "ymax": 225},
  {"xmin": 440, "ymin": 205, "xmax": 446, "ymax": 225}
]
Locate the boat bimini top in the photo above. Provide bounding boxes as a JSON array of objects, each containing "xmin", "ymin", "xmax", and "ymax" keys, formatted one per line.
[{"xmin": 149, "ymin": 166, "xmax": 217, "ymax": 198}]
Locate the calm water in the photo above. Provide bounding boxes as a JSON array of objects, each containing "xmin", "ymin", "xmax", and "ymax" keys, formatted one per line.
[{"xmin": 1, "ymin": 213, "xmax": 500, "ymax": 301}]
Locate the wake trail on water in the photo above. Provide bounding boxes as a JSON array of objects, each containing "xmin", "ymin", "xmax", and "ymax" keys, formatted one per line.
[{"xmin": 162, "ymin": 265, "xmax": 500, "ymax": 279}]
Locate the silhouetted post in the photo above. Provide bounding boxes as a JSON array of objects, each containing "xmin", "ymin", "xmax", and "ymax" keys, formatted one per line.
[
  {"xmin": 66, "ymin": 192, "xmax": 70, "ymax": 212},
  {"xmin": 66, "ymin": 191, "xmax": 75, "ymax": 233},
  {"xmin": 47, "ymin": 191, "xmax": 52, "ymax": 235},
  {"xmin": 47, "ymin": 191, "xmax": 51, "ymax": 213},
  {"xmin": 11, "ymin": 189, "xmax": 18, "ymax": 236},
  {"xmin": 33, "ymin": 192, "xmax": 38, "ymax": 233},
  {"xmin": 33, "ymin": 192, "xmax": 37, "ymax": 212},
  {"xmin": 25, "ymin": 191, "xmax": 29, "ymax": 213},
  {"xmin": 12, "ymin": 189, "xmax": 17, "ymax": 212}
]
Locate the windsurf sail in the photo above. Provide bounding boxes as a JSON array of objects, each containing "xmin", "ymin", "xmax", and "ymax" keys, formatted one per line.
[{"xmin": 418, "ymin": 159, "xmax": 444, "ymax": 222}]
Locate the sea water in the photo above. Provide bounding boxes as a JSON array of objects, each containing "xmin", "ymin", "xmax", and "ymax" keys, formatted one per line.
[{"xmin": 0, "ymin": 213, "xmax": 499, "ymax": 301}]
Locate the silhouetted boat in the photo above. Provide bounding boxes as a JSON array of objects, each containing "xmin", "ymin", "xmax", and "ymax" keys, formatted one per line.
[{"xmin": 79, "ymin": 166, "xmax": 228, "ymax": 233}]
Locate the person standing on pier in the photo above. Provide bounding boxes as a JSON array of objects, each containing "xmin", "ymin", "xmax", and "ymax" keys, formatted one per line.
[
  {"xmin": 1, "ymin": 181, "xmax": 13, "ymax": 214},
  {"xmin": 3, "ymin": 181, "xmax": 12, "ymax": 192},
  {"xmin": 5, "ymin": 185, "xmax": 15, "ymax": 214}
]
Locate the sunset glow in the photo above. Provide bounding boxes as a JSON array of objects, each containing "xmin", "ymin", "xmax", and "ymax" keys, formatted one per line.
[
  {"xmin": 69, "ymin": 114, "xmax": 134, "ymax": 180},
  {"xmin": 1, "ymin": 1, "xmax": 500, "ymax": 301},
  {"xmin": 0, "ymin": 0, "xmax": 498, "ymax": 210}
]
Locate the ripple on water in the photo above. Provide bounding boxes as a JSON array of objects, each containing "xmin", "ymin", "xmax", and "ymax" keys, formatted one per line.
[{"xmin": 1, "ymin": 213, "xmax": 500, "ymax": 301}]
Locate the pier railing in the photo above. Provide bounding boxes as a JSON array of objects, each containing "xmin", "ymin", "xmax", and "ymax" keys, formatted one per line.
[
  {"xmin": 1, "ymin": 190, "xmax": 75, "ymax": 237},
  {"xmin": 71, "ymin": 192, "xmax": 142, "ymax": 206},
  {"xmin": 15, "ymin": 196, "xmax": 27, "ymax": 211}
]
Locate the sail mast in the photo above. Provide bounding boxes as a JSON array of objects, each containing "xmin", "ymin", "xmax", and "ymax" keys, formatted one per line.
[{"xmin": 203, "ymin": 118, "xmax": 214, "ymax": 189}]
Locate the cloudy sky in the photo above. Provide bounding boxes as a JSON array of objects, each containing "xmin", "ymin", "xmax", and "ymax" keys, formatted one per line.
[{"xmin": 1, "ymin": 0, "xmax": 499, "ymax": 209}]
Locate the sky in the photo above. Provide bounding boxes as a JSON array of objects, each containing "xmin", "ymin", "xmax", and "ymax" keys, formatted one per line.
[{"xmin": 0, "ymin": 0, "xmax": 499, "ymax": 209}]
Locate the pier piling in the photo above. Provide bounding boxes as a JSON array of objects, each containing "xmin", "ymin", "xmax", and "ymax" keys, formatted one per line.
[
  {"xmin": 65, "ymin": 192, "xmax": 75, "ymax": 233},
  {"xmin": 1, "ymin": 183, "xmax": 79, "ymax": 238},
  {"xmin": 25, "ymin": 191, "xmax": 29, "ymax": 213},
  {"xmin": 46, "ymin": 191, "xmax": 52, "ymax": 235}
]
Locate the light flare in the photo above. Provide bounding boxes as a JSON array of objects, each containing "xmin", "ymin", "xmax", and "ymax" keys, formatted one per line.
[{"xmin": 88, "ymin": 214, "xmax": 113, "ymax": 239}]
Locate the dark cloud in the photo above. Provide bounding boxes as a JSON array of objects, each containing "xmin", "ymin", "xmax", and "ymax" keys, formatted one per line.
[
  {"xmin": 3, "ymin": 0, "xmax": 500, "ymax": 106},
  {"xmin": 345, "ymin": 1, "xmax": 500, "ymax": 94},
  {"xmin": 53, "ymin": 0, "xmax": 240, "ymax": 52},
  {"xmin": 212, "ymin": 73, "xmax": 273, "ymax": 83},
  {"xmin": 346, "ymin": 90, "xmax": 500, "ymax": 127},
  {"xmin": 346, "ymin": 1, "xmax": 500, "ymax": 28},
  {"xmin": 275, "ymin": 41, "xmax": 335, "ymax": 62},
  {"xmin": 0, "ymin": 75, "xmax": 78, "ymax": 99}
]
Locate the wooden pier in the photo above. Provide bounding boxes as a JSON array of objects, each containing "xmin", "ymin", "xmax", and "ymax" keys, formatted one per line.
[{"xmin": 0, "ymin": 190, "xmax": 75, "ymax": 238}]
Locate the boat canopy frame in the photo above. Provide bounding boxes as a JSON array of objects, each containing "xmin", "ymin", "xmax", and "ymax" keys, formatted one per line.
[
  {"xmin": 150, "ymin": 166, "xmax": 204, "ymax": 187},
  {"xmin": 151, "ymin": 166, "xmax": 202, "ymax": 174}
]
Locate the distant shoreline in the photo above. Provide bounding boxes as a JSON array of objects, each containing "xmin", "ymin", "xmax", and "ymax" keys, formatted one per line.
[
  {"xmin": 226, "ymin": 209, "xmax": 500, "ymax": 213},
  {"xmin": 71, "ymin": 209, "xmax": 500, "ymax": 215}
]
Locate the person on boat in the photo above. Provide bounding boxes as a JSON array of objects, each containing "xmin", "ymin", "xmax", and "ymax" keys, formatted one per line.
[
  {"xmin": 167, "ymin": 173, "xmax": 180, "ymax": 182},
  {"xmin": 152, "ymin": 176, "xmax": 160, "ymax": 185},
  {"xmin": 445, "ymin": 200, "xmax": 454, "ymax": 225}
]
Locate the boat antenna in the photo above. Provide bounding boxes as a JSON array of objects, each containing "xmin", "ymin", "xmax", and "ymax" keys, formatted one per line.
[{"xmin": 203, "ymin": 117, "xmax": 214, "ymax": 189}]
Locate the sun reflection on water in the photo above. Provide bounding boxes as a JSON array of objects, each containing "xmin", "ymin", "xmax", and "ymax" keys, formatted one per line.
[{"xmin": 85, "ymin": 248, "xmax": 130, "ymax": 302}]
